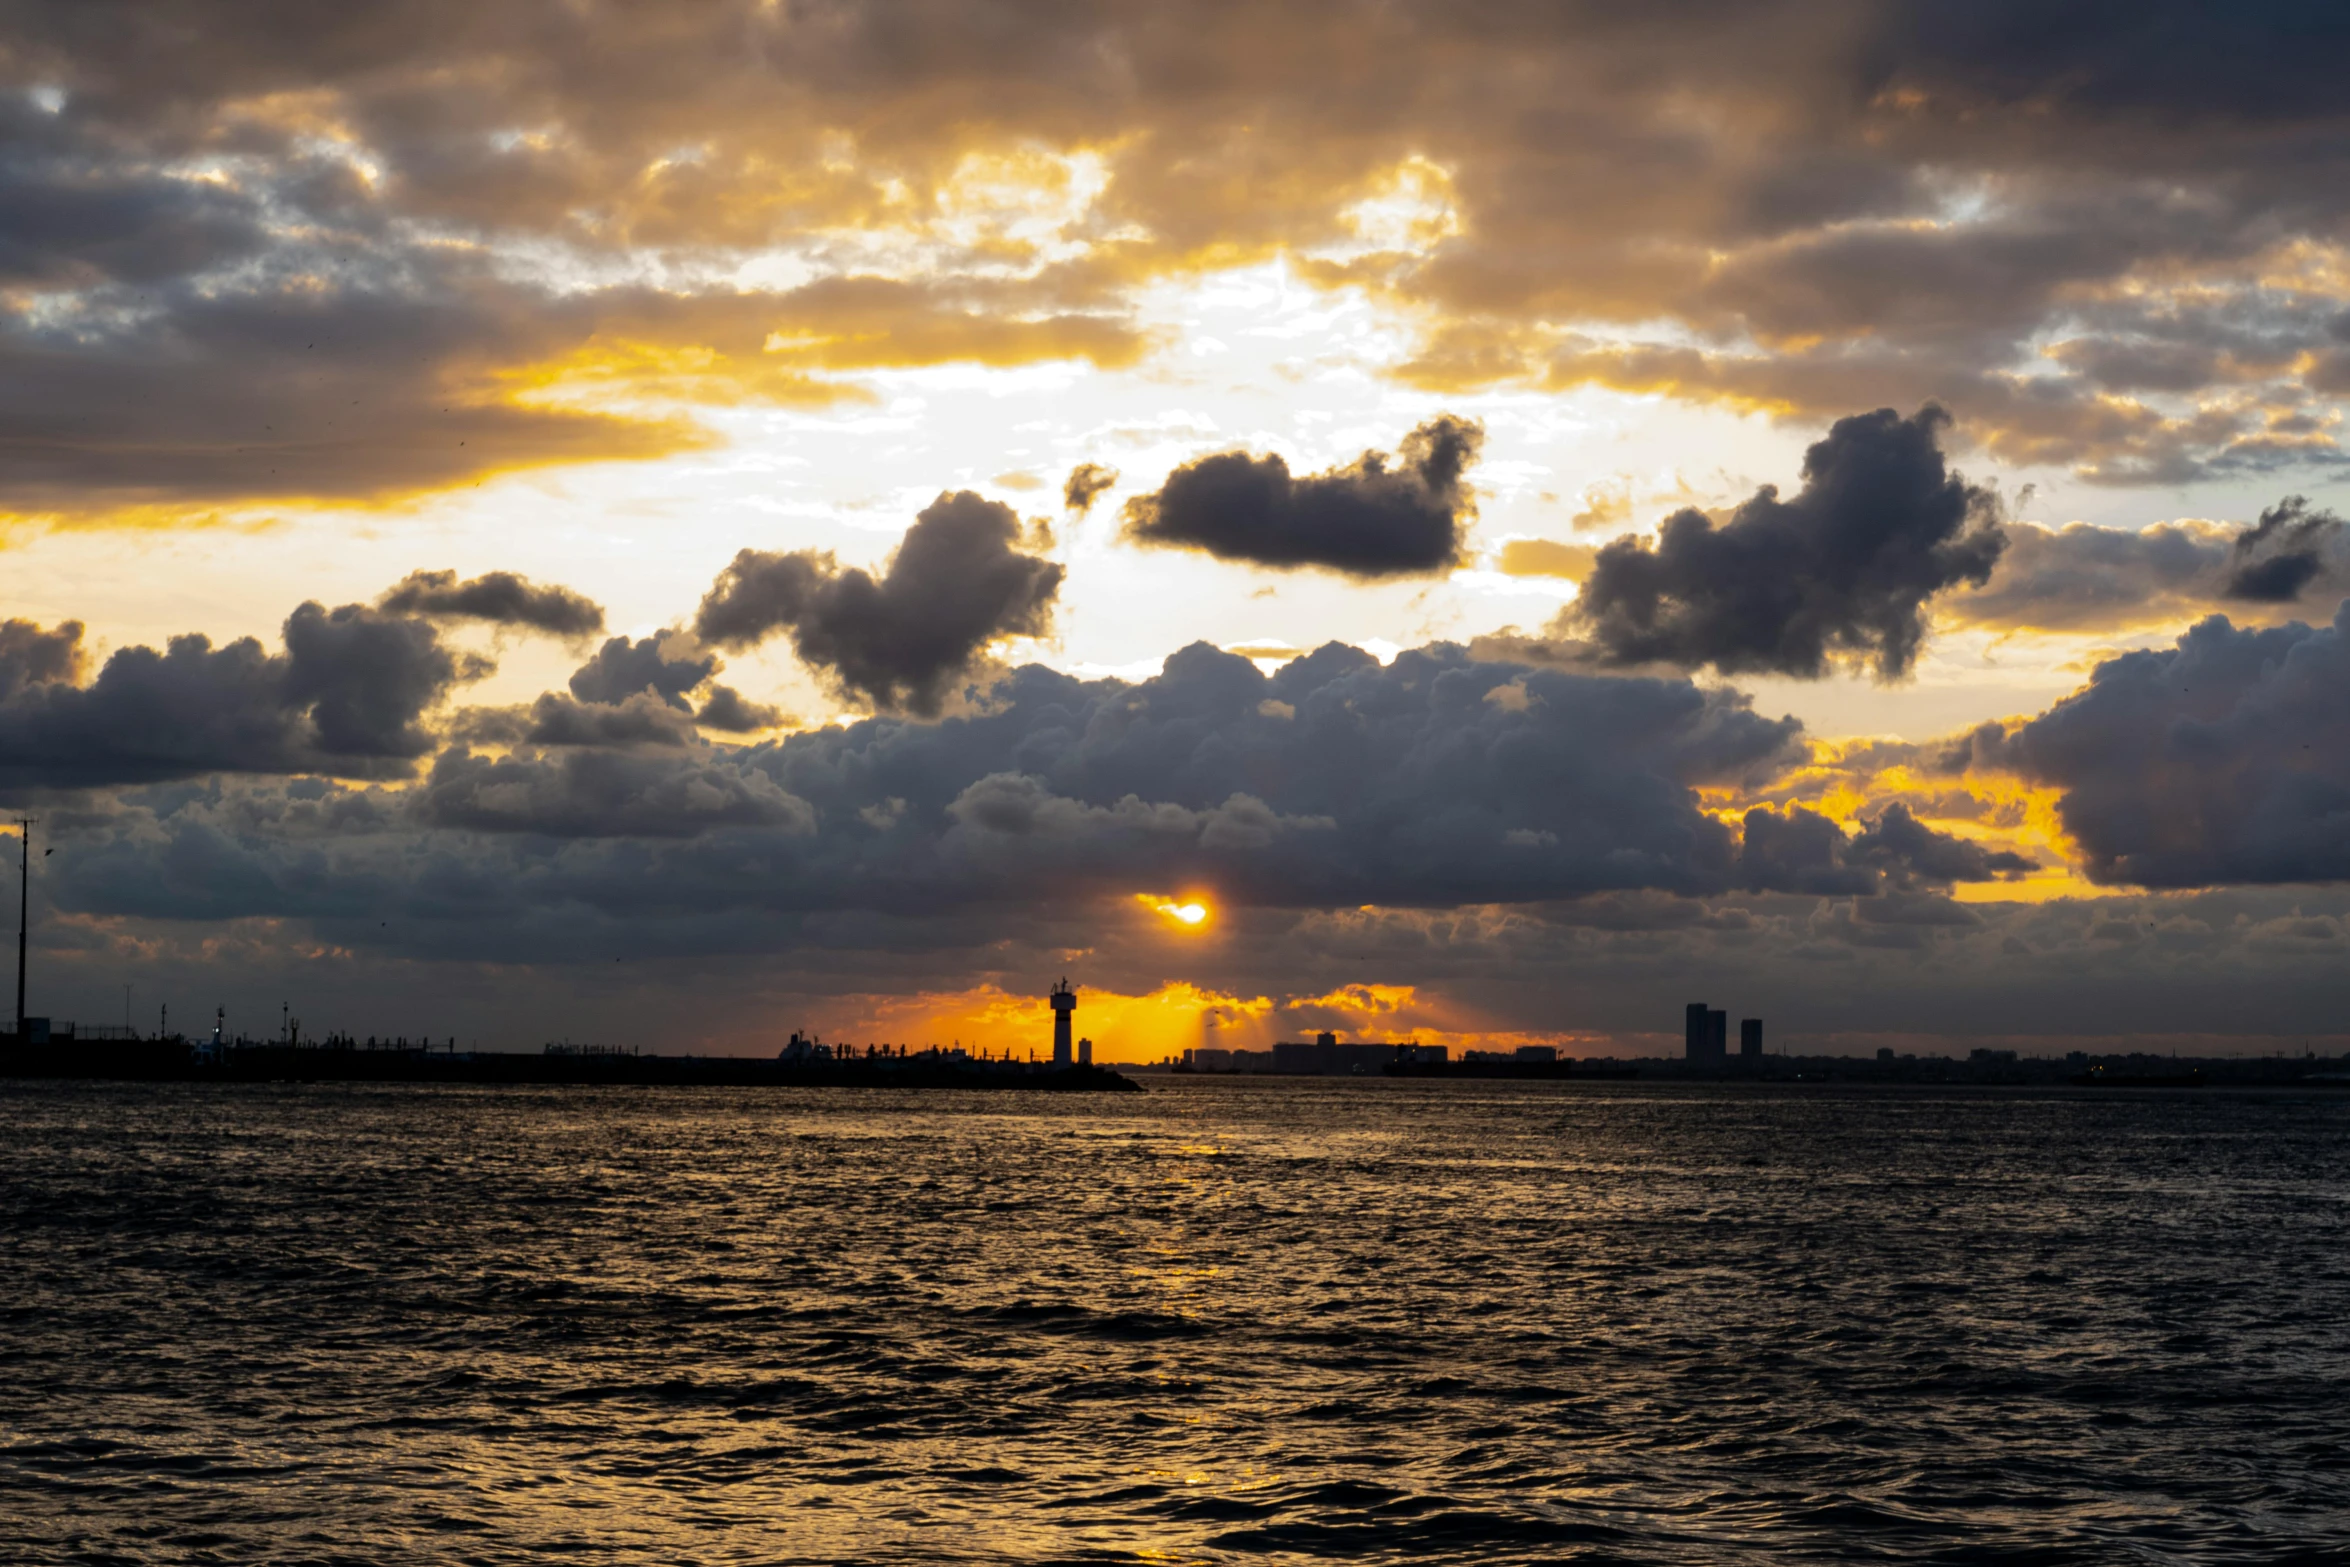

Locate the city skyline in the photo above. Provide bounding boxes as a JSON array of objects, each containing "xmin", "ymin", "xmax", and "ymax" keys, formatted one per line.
[{"xmin": 6, "ymin": 6, "xmax": 2350, "ymax": 1057}]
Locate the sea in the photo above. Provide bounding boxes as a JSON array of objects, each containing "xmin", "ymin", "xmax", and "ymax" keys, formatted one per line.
[{"xmin": 2, "ymin": 1076, "xmax": 2345, "ymax": 1564}]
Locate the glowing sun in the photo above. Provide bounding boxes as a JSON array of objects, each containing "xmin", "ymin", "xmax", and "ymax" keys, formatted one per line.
[{"xmin": 1138, "ymin": 894, "xmax": 1213, "ymax": 929}]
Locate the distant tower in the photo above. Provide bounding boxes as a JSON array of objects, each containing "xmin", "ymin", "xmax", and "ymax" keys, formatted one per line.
[
  {"xmin": 1050, "ymin": 979, "xmax": 1076, "ymax": 1067},
  {"xmin": 1685, "ymin": 1002, "xmax": 1708, "ymax": 1061},
  {"xmin": 1740, "ymin": 1018, "xmax": 1763, "ymax": 1058}
]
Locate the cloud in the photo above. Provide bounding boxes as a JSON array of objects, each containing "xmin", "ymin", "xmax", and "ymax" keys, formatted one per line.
[
  {"xmin": 1737, "ymin": 801, "xmax": 2033, "ymax": 896},
  {"xmin": 694, "ymin": 685, "xmax": 789, "ymax": 734},
  {"xmin": 0, "ymin": 617, "xmax": 86, "ymax": 691},
  {"xmin": 0, "ymin": 604, "xmax": 486, "ymax": 788},
  {"xmin": 1120, "ymin": 416, "xmax": 1482, "ymax": 578},
  {"xmin": 1959, "ymin": 600, "xmax": 2350, "ymax": 886},
  {"xmin": 8, "ymin": 6, "xmax": 2350, "ymax": 516},
  {"xmin": 1063, "ymin": 462, "xmax": 1120, "ymax": 514},
  {"xmin": 1941, "ymin": 520, "xmax": 2239, "ymax": 631},
  {"xmin": 410, "ymin": 747, "xmax": 816, "ymax": 839},
  {"xmin": 1942, "ymin": 498, "xmax": 2350, "ymax": 632},
  {"xmin": 1567, "ymin": 406, "xmax": 2005, "ymax": 678},
  {"xmin": 694, "ymin": 490, "xmax": 1063, "ymax": 715},
  {"xmin": 2225, "ymin": 496, "xmax": 2342, "ymax": 603},
  {"xmin": 1496, "ymin": 539, "xmax": 1598, "ymax": 581},
  {"xmin": 567, "ymin": 634, "xmax": 717, "ymax": 710},
  {"xmin": 0, "ymin": 261, "xmax": 709, "ymax": 518},
  {"xmin": 452, "ymin": 692, "xmax": 703, "ymax": 752},
  {"xmin": 378, "ymin": 569, "xmax": 605, "ymax": 638},
  {"xmin": 418, "ymin": 642, "xmax": 1798, "ymax": 908}
]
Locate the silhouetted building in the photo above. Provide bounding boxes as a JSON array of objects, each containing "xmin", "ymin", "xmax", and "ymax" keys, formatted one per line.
[
  {"xmin": 1270, "ymin": 1032, "xmax": 1410, "ymax": 1074},
  {"xmin": 1740, "ymin": 1018, "xmax": 1762, "ymax": 1058},
  {"xmin": 1050, "ymin": 979, "xmax": 1076, "ymax": 1067},
  {"xmin": 1686, "ymin": 1003, "xmax": 1727, "ymax": 1061}
]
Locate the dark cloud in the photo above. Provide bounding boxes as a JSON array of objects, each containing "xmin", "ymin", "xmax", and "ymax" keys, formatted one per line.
[
  {"xmin": 378, "ymin": 569, "xmax": 605, "ymax": 638},
  {"xmin": 1738, "ymin": 801, "xmax": 2033, "ymax": 896},
  {"xmin": 416, "ymin": 642, "xmax": 1803, "ymax": 912},
  {"xmin": 567, "ymin": 634, "xmax": 716, "ymax": 710},
  {"xmin": 1847, "ymin": 801, "xmax": 2035, "ymax": 884},
  {"xmin": 452, "ymin": 692, "xmax": 702, "ymax": 752},
  {"xmin": 1120, "ymin": 416, "xmax": 1482, "ymax": 578},
  {"xmin": 0, "ymin": 617, "xmax": 86, "ymax": 691},
  {"xmin": 0, "ymin": 604, "xmax": 485, "ymax": 788},
  {"xmin": 410, "ymin": 747, "xmax": 813, "ymax": 839},
  {"xmin": 5, "ymin": 4, "xmax": 2350, "ymax": 513},
  {"xmin": 694, "ymin": 491, "xmax": 1063, "ymax": 715},
  {"xmin": 1942, "ymin": 520, "xmax": 2236, "ymax": 631},
  {"xmin": 1568, "ymin": 406, "xmax": 2005, "ymax": 678},
  {"xmin": 0, "ymin": 260, "xmax": 705, "ymax": 515},
  {"xmin": 694, "ymin": 685, "xmax": 787, "ymax": 734},
  {"xmin": 1063, "ymin": 462, "xmax": 1119, "ymax": 514},
  {"xmin": 2224, "ymin": 496, "xmax": 2342, "ymax": 603},
  {"xmin": 1941, "ymin": 498, "xmax": 2350, "ymax": 631},
  {"xmin": 1962, "ymin": 600, "xmax": 2350, "ymax": 886}
]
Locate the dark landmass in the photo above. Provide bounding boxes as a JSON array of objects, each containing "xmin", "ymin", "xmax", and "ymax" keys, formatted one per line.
[
  {"xmin": 1564, "ymin": 1052, "xmax": 2345, "ymax": 1088},
  {"xmin": 0, "ymin": 1039, "xmax": 1141, "ymax": 1092},
  {"xmin": 1383, "ymin": 1059, "xmax": 1639, "ymax": 1081},
  {"xmin": 1161, "ymin": 1050, "xmax": 2350, "ymax": 1087}
]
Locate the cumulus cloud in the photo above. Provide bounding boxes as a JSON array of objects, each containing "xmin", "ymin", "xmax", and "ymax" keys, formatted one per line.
[
  {"xmin": 0, "ymin": 604, "xmax": 487, "ymax": 788},
  {"xmin": 567, "ymin": 634, "xmax": 717, "ymax": 710},
  {"xmin": 1568, "ymin": 406, "xmax": 2005, "ymax": 678},
  {"xmin": 1063, "ymin": 462, "xmax": 1119, "ymax": 514},
  {"xmin": 411, "ymin": 747, "xmax": 815, "ymax": 838},
  {"xmin": 1120, "ymin": 416, "xmax": 1482, "ymax": 578},
  {"xmin": 1956, "ymin": 600, "xmax": 2350, "ymax": 887},
  {"xmin": 0, "ymin": 618, "xmax": 86, "ymax": 691},
  {"xmin": 694, "ymin": 490, "xmax": 1063, "ymax": 715},
  {"xmin": 394, "ymin": 642, "xmax": 1806, "ymax": 915},
  {"xmin": 452, "ymin": 692, "xmax": 703, "ymax": 752},
  {"xmin": 694, "ymin": 685, "xmax": 789, "ymax": 734},
  {"xmin": 378, "ymin": 569, "xmax": 605, "ymax": 637},
  {"xmin": 1738, "ymin": 801, "xmax": 2033, "ymax": 896}
]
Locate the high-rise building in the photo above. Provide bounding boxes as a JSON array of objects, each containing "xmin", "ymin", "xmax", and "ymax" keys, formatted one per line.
[
  {"xmin": 1740, "ymin": 1018, "xmax": 1763, "ymax": 1058},
  {"xmin": 1686, "ymin": 1002, "xmax": 1728, "ymax": 1061},
  {"xmin": 1050, "ymin": 979, "xmax": 1075, "ymax": 1067}
]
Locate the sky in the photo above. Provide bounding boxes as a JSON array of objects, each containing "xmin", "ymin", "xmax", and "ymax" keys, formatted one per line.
[{"xmin": 7, "ymin": 1, "xmax": 2350, "ymax": 1060}]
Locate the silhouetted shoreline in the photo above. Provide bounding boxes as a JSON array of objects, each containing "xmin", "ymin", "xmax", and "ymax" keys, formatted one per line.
[{"xmin": 0, "ymin": 1040, "xmax": 1141, "ymax": 1091}]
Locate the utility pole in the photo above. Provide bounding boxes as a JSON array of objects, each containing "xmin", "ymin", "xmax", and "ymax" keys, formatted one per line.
[{"xmin": 13, "ymin": 817, "xmax": 32, "ymax": 1040}]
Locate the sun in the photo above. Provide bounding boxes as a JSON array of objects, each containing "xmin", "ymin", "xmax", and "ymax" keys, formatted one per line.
[{"xmin": 1137, "ymin": 893, "xmax": 1214, "ymax": 930}]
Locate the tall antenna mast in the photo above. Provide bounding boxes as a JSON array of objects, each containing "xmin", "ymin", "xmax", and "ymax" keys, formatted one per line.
[{"xmin": 13, "ymin": 817, "xmax": 31, "ymax": 1040}]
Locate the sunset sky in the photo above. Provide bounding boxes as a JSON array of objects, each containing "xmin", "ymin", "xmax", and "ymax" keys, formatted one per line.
[{"xmin": 7, "ymin": 2, "xmax": 2350, "ymax": 1058}]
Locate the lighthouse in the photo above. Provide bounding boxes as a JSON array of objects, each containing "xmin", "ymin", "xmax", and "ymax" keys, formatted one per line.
[{"xmin": 1050, "ymin": 978, "xmax": 1076, "ymax": 1067}]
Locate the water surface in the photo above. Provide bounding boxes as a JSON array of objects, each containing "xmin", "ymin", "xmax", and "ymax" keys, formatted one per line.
[{"xmin": 2, "ymin": 1077, "xmax": 2344, "ymax": 1563}]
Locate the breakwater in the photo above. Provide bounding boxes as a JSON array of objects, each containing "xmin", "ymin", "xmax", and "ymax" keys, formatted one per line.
[{"xmin": 0, "ymin": 1041, "xmax": 1139, "ymax": 1091}]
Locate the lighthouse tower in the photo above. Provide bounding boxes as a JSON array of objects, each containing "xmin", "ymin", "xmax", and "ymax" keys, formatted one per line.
[{"xmin": 1050, "ymin": 978, "xmax": 1076, "ymax": 1067}]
